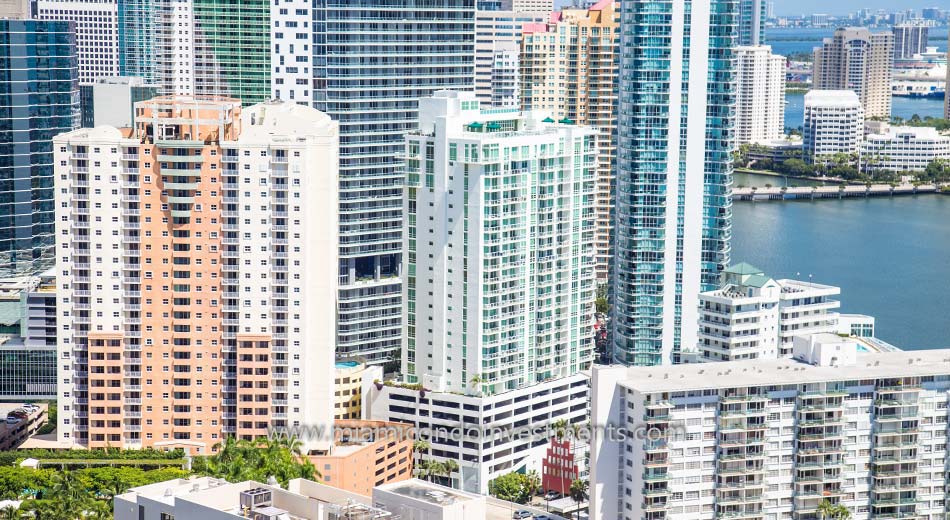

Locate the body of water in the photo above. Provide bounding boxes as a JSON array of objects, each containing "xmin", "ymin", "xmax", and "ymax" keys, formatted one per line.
[
  {"xmin": 731, "ymin": 185, "xmax": 950, "ymax": 350},
  {"xmin": 784, "ymin": 93, "xmax": 946, "ymax": 131},
  {"xmin": 767, "ymin": 26, "xmax": 948, "ymax": 56}
]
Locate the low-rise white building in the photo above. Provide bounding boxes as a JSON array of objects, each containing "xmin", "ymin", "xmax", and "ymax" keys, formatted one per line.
[
  {"xmin": 114, "ymin": 476, "xmax": 560, "ymax": 520},
  {"xmin": 114, "ymin": 477, "xmax": 389, "ymax": 520},
  {"xmin": 698, "ymin": 263, "xmax": 841, "ymax": 361},
  {"xmin": 860, "ymin": 124, "xmax": 950, "ymax": 173},
  {"xmin": 803, "ymin": 90, "xmax": 864, "ymax": 164},
  {"xmin": 591, "ymin": 340, "xmax": 950, "ymax": 520},
  {"xmin": 366, "ymin": 373, "xmax": 590, "ymax": 495}
]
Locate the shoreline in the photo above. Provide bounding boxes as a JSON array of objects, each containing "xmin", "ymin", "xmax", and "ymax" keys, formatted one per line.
[{"xmin": 734, "ymin": 168, "xmax": 849, "ymax": 185}]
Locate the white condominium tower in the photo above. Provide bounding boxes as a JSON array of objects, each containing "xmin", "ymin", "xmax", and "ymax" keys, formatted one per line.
[
  {"xmin": 612, "ymin": 0, "xmax": 735, "ymax": 366},
  {"xmin": 803, "ymin": 90, "xmax": 864, "ymax": 164},
  {"xmin": 813, "ymin": 27, "xmax": 894, "ymax": 119},
  {"xmin": 698, "ymin": 263, "xmax": 840, "ymax": 361},
  {"xmin": 402, "ymin": 90, "xmax": 596, "ymax": 394},
  {"xmin": 591, "ymin": 336, "xmax": 950, "ymax": 520},
  {"xmin": 36, "ymin": 0, "xmax": 119, "ymax": 84},
  {"xmin": 54, "ymin": 97, "xmax": 338, "ymax": 452},
  {"xmin": 735, "ymin": 46, "xmax": 785, "ymax": 144},
  {"xmin": 271, "ymin": 0, "xmax": 475, "ymax": 366}
]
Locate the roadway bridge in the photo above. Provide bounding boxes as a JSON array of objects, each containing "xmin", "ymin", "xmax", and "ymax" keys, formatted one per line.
[{"xmin": 732, "ymin": 183, "xmax": 940, "ymax": 201}]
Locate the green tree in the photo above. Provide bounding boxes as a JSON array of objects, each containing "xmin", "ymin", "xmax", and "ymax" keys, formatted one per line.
[
  {"xmin": 192, "ymin": 435, "xmax": 317, "ymax": 486},
  {"xmin": 488, "ymin": 472, "xmax": 534, "ymax": 504},
  {"xmin": 568, "ymin": 479, "xmax": 589, "ymax": 520},
  {"xmin": 923, "ymin": 158, "xmax": 950, "ymax": 183},
  {"xmin": 0, "ymin": 505, "xmax": 21, "ymax": 520}
]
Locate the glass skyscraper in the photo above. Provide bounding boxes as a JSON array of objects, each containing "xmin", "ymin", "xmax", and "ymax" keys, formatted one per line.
[
  {"xmin": 738, "ymin": 0, "xmax": 765, "ymax": 46},
  {"xmin": 611, "ymin": 0, "xmax": 736, "ymax": 366},
  {"xmin": 117, "ymin": 0, "xmax": 270, "ymax": 102},
  {"xmin": 0, "ymin": 19, "xmax": 80, "ymax": 276},
  {"xmin": 271, "ymin": 0, "xmax": 475, "ymax": 366}
]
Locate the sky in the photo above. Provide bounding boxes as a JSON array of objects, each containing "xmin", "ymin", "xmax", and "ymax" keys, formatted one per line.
[
  {"xmin": 772, "ymin": 0, "xmax": 944, "ymax": 16},
  {"xmin": 553, "ymin": 0, "xmax": 946, "ymax": 18}
]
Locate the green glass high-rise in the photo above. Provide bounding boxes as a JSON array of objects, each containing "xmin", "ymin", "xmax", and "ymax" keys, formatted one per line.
[
  {"xmin": 117, "ymin": 0, "xmax": 270, "ymax": 103},
  {"xmin": 192, "ymin": 0, "xmax": 270, "ymax": 103},
  {"xmin": 612, "ymin": 0, "xmax": 736, "ymax": 366}
]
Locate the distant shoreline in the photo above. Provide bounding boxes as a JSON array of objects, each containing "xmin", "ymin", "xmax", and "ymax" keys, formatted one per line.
[{"xmin": 734, "ymin": 168, "xmax": 846, "ymax": 185}]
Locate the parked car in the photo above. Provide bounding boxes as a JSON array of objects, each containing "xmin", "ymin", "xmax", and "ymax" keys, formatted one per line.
[
  {"xmin": 5, "ymin": 416, "xmax": 21, "ymax": 425},
  {"xmin": 512, "ymin": 511, "xmax": 532, "ymax": 519},
  {"xmin": 544, "ymin": 491, "xmax": 561, "ymax": 501}
]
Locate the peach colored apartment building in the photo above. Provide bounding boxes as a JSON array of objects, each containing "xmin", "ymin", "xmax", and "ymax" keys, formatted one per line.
[
  {"xmin": 309, "ymin": 420, "xmax": 414, "ymax": 496},
  {"xmin": 520, "ymin": 0, "xmax": 618, "ymax": 283},
  {"xmin": 54, "ymin": 97, "xmax": 338, "ymax": 454}
]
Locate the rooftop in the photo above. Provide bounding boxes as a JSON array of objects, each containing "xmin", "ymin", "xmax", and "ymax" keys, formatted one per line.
[
  {"xmin": 377, "ymin": 480, "xmax": 478, "ymax": 506},
  {"xmin": 603, "ymin": 347, "xmax": 950, "ymax": 394},
  {"xmin": 804, "ymin": 90, "xmax": 862, "ymax": 107}
]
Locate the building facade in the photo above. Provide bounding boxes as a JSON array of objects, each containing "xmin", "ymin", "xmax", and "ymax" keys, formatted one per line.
[
  {"xmin": 271, "ymin": 0, "xmax": 476, "ymax": 367},
  {"xmin": 474, "ymin": 10, "xmax": 547, "ymax": 107},
  {"xmin": 36, "ymin": 0, "xmax": 119, "ymax": 84},
  {"xmin": 861, "ymin": 125, "xmax": 950, "ymax": 173},
  {"xmin": 308, "ymin": 420, "xmax": 414, "ymax": 496},
  {"xmin": 0, "ymin": 16, "xmax": 80, "ymax": 277},
  {"xmin": 116, "ymin": 0, "xmax": 269, "ymax": 102},
  {"xmin": 892, "ymin": 23, "xmax": 928, "ymax": 60},
  {"xmin": 80, "ymin": 76, "xmax": 158, "ymax": 128},
  {"xmin": 0, "ymin": 273, "xmax": 58, "ymax": 400},
  {"xmin": 402, "ymin": 91, "xmax": 596, "ymax": 394},
  {"xmin": 813, "ymin": 28, "xmax": 894, "ymax": 119},
  {"xmin": 520, "ymin": 0, "xmax": 618, "ymax": 283},
  {"xmin": 738, "ymin": 0, "xmax": 766, "ymax": 46},
  {"xmin": 612, "ymin": 0, "xmax": 735, "ymax": 366},
  {"xmin": 735, "ymin": 46, "xmax": 785, "ymax": 144},
  {"xmin": 333, "ymin": 361, "xmax": 381, "ymax": 420},
  {"xmin": 698, "ymin": 263, "xmax": 841, "ymax": 361},
  {"xmin": 367, "ymin": 373, "xmax": 590, "ymax": 494},
  {"xmin": 591, "ymin": 339, "xmax": 950, "ymax": 520},
  {"xmin": 54, "ymin": 98, "xmax": 338, "ymax": 452},
  {"xmin": 803, "ymin": 90, "xmax": 865, "ymax": 164},
  {"xmin": 488, "ymin": 50, "xmax": 521, "ymax": 108}
]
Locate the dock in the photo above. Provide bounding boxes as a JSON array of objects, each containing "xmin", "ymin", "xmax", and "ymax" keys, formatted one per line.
[{"xmin": 732, "ymin": 183, "xmax": 940, "ymax": 201}]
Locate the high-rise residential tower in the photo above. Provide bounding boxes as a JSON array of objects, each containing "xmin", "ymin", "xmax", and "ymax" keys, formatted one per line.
[
  {"xmin": 271, "ymin": 0, "xmax": 476, "ymax": 366},
  {"xmin": 611, "ymin": 0, "xmax": 736, "ymax": 366},
  {"xmin": 116, "ymin": 0, "xmax": 270, "ymax": 102},
  {"xmin": 36, "ymin": 0, "xmax": 119, "ymax": 84},
  {"xmin": 365, "ymin": 90, "xmax": 595, "ymax": 493},
  {"xmin": 591, "ymin": 339, "xmax": 950, "ymax": 520},
  {"xmin": 738, "ymin": 0, "xmax": 766, "ymax": 45},
  {"xmin": 892, "ymin": 23, "xmax": 928, "ymax": 60},
  {"xmin": 520, "ymin": 0, "xmax": 618, "ymax": 284},
  {"xmin": 813, "ymin": 27, "xmax": 894, "ymax": 119},
  {"xmin": 54, "ymin": 97, "xmax": 338, "ymax": 452},
  {"xmin": 735, "ymin": 45, "xmax": 785, "ymax": 144},
  {"xmin": 0, "ymin": 9, "xmax": 80, "ymax": 276},
  {"xmin": 402, "ymin": 91, "xmax": 597, "ymax": 394},
  {"xmin": 474, "ymin": 9, "xmax": 547, "ymax": 107}
]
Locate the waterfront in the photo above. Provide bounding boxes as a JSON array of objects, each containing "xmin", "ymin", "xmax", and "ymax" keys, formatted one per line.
[
  {"xmin": 767, "ymin": 26, "xmax": 949, "ymax": 56},
  {"xmin": 732, "ymin": 192, "xmax": 950, "ymax": 350},
  {"xmin": 784, "ymin": 93, "xmax": 946, "ymax": 130}
]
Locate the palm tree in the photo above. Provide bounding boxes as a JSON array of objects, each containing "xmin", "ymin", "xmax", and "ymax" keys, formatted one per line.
[
  {"xmin": 0, "ymin": 505, "xmax": 20, "ymax": 520},
  {"xmin": 817, "ymin": 500, "xmax": 851, "ymax": 519},
  {"xmin": 441, "ymin": 460, "xmax": 460, "ymax": 488},
  {"xmin": 524, "ymin": 470, "xmax": 540, "ymax": 499},
  {"xmin": 568, "ymin": 479, "xmax": 588, "ymax": 520}
]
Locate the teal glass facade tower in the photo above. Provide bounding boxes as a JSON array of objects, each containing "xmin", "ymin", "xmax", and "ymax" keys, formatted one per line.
[
  {"xmin": 611, "ymin": 0, "xmax": 735, "ymax": 365},
  {"xmin": 738, "ymin": 0, "xmax": 766, "ymax": 46},
  {"xmin": 0, "ymin": 19, "xmax": 80, "ymax": 276}
]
